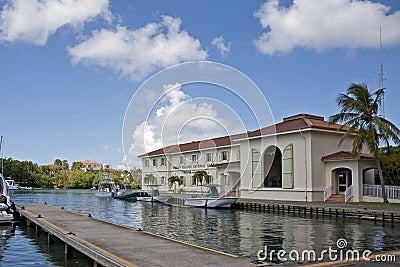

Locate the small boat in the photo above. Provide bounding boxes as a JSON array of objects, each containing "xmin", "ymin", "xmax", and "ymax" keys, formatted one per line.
[
  {"xmin": 94, "ymin": 173, "xmax": 117, "ymax": 197},
  {"xmin": 184, "ymin": 184, "xmax": 237, "ymax": 208},
  {"xmin": 0, "ymin": 174, "xmax": 15, "ymax": 224},
  {"xmin": 136, "ymin": 185, "xmax": 171, "ymax": 202},
  {"xmin": 113, "ymin": 184, "xmax": 142, "ymax": 201},
  {"xmin": 5, "ymin": 178, "xmax": 20, "ymax": 190}
]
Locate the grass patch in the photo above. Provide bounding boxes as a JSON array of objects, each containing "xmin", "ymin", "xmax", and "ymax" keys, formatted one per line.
[{"xmin": 349, "ymin": 202, "xmax": 400, "ymax": 207}]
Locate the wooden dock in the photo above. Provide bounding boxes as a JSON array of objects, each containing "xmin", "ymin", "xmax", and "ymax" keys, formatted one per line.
[
  {"xmin": 16, "ymin": 204, "xmax": 254, "ymax": 267},
  {"xmin": 233, "ymin": 199, "xmax": 400, "ymax": 223}
]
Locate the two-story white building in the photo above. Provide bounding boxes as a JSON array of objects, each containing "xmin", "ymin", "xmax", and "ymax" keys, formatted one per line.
[{"xmin": 139, "ymin": 114, "xmax": 388, "ymax": 203}]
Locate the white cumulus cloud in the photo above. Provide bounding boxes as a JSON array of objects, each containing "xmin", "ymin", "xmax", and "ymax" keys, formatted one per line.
[
  {"xmin": 254, "ymin": 0, "xmax": 400, "ymax": 55},
  {"xmin": 211, "ymin": 35, "xmax": 231, "ymax": 56},
  {"xmin": 68, "ymin": 16, "xmax": 208, "ymax": 80},
  {"xmin": 126, "ymin": 83, "xmax": 236, "ymax": 167},
  {"xmin": 0, "ymin": 0, "xmax": 111, "ymax": 45}
]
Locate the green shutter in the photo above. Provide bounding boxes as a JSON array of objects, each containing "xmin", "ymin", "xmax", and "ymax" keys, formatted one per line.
[
  {"xmin": 282, "ymin": 144, "xmax": 294, "ymax": 189},
  {"xmin": 251, "ymin": 149, "xmax": 262, "ymax": 188}
]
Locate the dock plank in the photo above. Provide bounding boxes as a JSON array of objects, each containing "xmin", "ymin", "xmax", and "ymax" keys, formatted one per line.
[{"xmin": 17, "ymin": 204, "xmax": 254, "ymax": 267}]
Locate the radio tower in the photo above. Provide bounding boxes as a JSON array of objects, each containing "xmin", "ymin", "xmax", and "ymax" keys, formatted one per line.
[{"xmin": 379, "ymin": 26, "xmax": 385, "ymax": 118}]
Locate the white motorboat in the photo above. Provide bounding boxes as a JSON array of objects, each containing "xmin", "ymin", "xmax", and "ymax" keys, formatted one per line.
[
  {"xmin": 184, "ymin": 184, "xmax": 237, "ymax": 208},
  {"xmin": 94, "ymin": 173, "xmax": 117, "ymax": 197},
  {"xmin": 0, "ymin": 174, "xmax": 15, "ymax": 224},
  {"xmin": 136, "ymin": 185, "xmax": 171, "ymax": 203},
  {"xmin": 5, "ymin": 179, "xmax": 20, "ymax": 190}
]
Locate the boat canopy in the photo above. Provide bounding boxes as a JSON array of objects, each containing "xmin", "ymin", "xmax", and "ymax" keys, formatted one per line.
[{"xmin": 203, "ymin": 184, "xmax": 220, "ymax": 198}]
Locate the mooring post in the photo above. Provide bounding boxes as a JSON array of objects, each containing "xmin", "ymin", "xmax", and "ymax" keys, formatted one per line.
[
  {"xmin": 65, "ymin": 244, "xmax": 73, "ymax": 262},
  {"xmin": 48, "ymin": 233, "xmax": 54, "ymax": 245}
]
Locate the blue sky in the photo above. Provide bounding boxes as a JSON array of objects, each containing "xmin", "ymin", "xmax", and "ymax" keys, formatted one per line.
[{"xmin": 0, "ymin": 0, "xmax": 399, "ymax": 169}]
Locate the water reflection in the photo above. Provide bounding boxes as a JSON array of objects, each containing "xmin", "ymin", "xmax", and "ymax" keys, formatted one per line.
[{"xmin": 9, "ymin": 190, "xmax": 400, "ymax": 262}]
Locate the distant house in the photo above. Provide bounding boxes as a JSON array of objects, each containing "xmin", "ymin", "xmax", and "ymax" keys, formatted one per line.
[{"xmin": 81, "ymin": 160, "xmax": 103, "ymax": 171}]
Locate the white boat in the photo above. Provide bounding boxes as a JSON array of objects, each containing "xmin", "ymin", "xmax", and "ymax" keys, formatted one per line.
[
  {"xmin": 94, "ymin": 173, "xmax": 117, "ymax": 197},
  {"xmin": 184, "ymin": 184, "xmax": 238, "ymax": 208},
  {"xmin": 0, "ymin": 174, "xmax": 15, "ymax": 224},
  {"xmin": 136, "ymin": 185, "xmax": 171, "ymax": 203},
  {"xmin": 5, "ymin": 179, "xmax": 20, "ymax": 190}
]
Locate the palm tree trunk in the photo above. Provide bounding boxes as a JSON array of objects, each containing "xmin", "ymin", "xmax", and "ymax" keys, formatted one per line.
[{"xmin": 375, "ymin": 156, "xmax": 389, "ymax": 203}]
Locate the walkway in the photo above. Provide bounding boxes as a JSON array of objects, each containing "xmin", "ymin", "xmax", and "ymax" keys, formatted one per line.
[{"xmin": 17, "ymin": 204, "xmax": 254, "ymax": 267}]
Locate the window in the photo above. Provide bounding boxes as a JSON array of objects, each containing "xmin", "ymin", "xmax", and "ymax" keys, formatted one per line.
[
  {"xmin": 236, "ymin": 150, "xmax": 240, "ymax": 160},
  {"xmin": 191, "ymin": 154, "xmax": 198, "ymax": 162},
  {"xmin": 160, "ymin": 157, "xmax": 166, "ymax": 166},
  {"xmin": 144, "ymin": 160, "xmax": 149, "ymax": 168},
  {"xmin": 251, "ymin": 149, "xmax": 261, "ymax": 187},
  {"xmin": 160, "ymin": 176, "xmax": 166, "ymax": 185},
  {"xmin": 206, "ymin": 153, "xmax": 213, "ymax": 162},
  {"xmin": 220, "ymin": 150, "xmax": 229, "ymax": 161},
  {"xmin": 208, "ymin": 175, "xmax": 213, "ymax": 184},
  {"xmin": 180, "ymin": 176, "xmax": 185, "ymax": 186},
  {"xmin": 224, "ymin": 174, "xmax": 229, "ymax": 186},
  {"xmin": 282, "ymin": 144, "xmax": 294, "ymax": 189},
  {"xmin": 152, "ymin": 159, "xmax": 157, "ymax": 167},
  {"xmin": 179, "ymin": 156, "xmax": 185, "ymax": 165},
  {"xmin": 191, "ymin": 176, "xmax": 197, "ymax": 186}
]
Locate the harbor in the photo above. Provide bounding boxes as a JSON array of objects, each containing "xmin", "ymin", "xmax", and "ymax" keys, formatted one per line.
[{"xmin": 0, "ymin": 189, "xmax": 399, "ymax": 266}]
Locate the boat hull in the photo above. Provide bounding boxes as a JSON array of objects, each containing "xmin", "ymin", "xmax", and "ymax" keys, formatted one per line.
[
  {"xmin": 184, "ymin": 197, "xmax": 237, "ymax": 208},
  {"xmin": 0, "ymin": 212, "xmax": 13, "ymax": 224},
  {"xmin": 94, "ymin": 191, "xmax": 114, "ymax": 197},
  {"xmin": 113, "ymin": 191, "xmax": 141, "ymax": 201}
]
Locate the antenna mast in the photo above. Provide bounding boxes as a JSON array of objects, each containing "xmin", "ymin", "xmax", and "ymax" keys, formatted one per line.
[
  {"xmin": 0, "ymin": 136, "xmax": 3, "ymax": 175},
  {"xmin": 379, "ymin": 26, "xmax": 385, "ymax": 118}
]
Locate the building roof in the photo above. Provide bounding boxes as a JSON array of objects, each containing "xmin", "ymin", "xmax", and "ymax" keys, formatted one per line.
[
  {"xmin": 139, "ymin": 113, "xmax": 351, "ymax": 158},
  {"xmin": 81, "ymin": 160, "xmax": 102, "ymax": 165},
  {"xmin": 210, "ymin": 161, "xmax": 240, "ymax": 167},
  {"xmin": 139, "ymin": 133, "xmax": 246, "ymax": 157},
  {"xmin": 246, "ymin": 113, "xmax": 350, "ymax": 138},
  {"xmin": 321, "ymin": 151, "xmax": 374, "ymax": 161}
]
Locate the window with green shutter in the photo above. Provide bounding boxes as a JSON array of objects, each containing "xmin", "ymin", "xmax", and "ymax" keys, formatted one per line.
[
  {"xmin": 251, "ymin": 149, "xmax": 262, "ymax": 188},
  {"xmin": 282, "ymin": 144, "xmax": 294, "ymax": 189}
]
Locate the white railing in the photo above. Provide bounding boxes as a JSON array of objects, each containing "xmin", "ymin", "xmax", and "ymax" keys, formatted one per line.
[
  {"xmin": 363, "ymin": 184, "xmax": 400, "ymax": 199},
  {"xmin": 324, "ymin": 185, "xmax": 333, "ymax": 201},
  {"xmin": 344, "ymin": 185, "xmax": 353, "ymax": 203}
]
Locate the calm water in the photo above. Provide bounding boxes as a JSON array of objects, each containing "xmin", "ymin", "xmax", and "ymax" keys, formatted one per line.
[{"xmin": 0, "ymin": 189, "xmax": 399, "ymax": 266}]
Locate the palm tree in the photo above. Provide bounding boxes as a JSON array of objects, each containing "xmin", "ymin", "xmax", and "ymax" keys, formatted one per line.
[
  {"xmin": 193, "ymin": 170, "xmax": 210, "ymax": 186},
  {"xmin": 168, "ymin": 175, "xmax": 181, "ymax": 193},
  {"xmin": 144, "ymin": 173, "xmax": 155, "ymax": 185},
  {"xmin": 329, "ymin": 83, "xmax": 400, "ymax": 203}
]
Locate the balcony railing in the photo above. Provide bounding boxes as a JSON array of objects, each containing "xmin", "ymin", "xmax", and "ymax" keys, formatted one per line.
[{"xmin": 363, "ymin": 184, "xmax": 400, "ymax": 199}]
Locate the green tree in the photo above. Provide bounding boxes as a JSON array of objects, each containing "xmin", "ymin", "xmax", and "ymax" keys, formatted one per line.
[
  {"xmin": 380, "ymin": 146, "xmax": 400, "ymax": 186},
  {"xmin": 329, "ymin": 83, "xmax": 400, "ymax": 203},
  {"xmin": 192, "ymin": 170, "xmax": 210, "ymax": 186},
  {"xmin": 144, "ymin": 173, "xmax": 155, "ymax": 185},
  {"xmin": 168, "ymin": 175, "xmax": 181, "ymax": 192},
  {"xmin": 71, "ymin": 161, "xmax": 83, "ymax": 171}
]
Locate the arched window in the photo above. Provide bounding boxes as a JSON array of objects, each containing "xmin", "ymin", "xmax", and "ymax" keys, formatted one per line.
[
  {"xmin": 263, "ymin": 146, "xmax": 282, "ymax": 188},
  {"xmin": 282, "ymin": 144, "xmax": 294, "ymax": 189}
]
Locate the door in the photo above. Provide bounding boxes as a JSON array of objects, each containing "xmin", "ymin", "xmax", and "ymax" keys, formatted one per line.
[{"xmin": 337, "ymin": 172, "xmax": 347, "ymax": 194}]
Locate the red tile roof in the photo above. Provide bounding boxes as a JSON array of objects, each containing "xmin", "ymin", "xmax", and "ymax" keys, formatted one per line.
[
  {"xmin": 139, "ymin": 133, "xmax": 246, "ymax": 157},
  {"xmin": 81, "ymin": 160, "xmax": 102, "ymax": 165},
  {"xmin": 140, "ymin": 114, "xmax": 352, "ymax": 157},
  {"xmin": 210, "ymin": 161, "xmax": 240, "ymax": 167},
  {"xmin": 321, "ymin": 151, "xmax": 374, "ymax": 161},
  {"xmin": 247, "ymin": 113, "xmax": 350, "ymax": 138}
]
